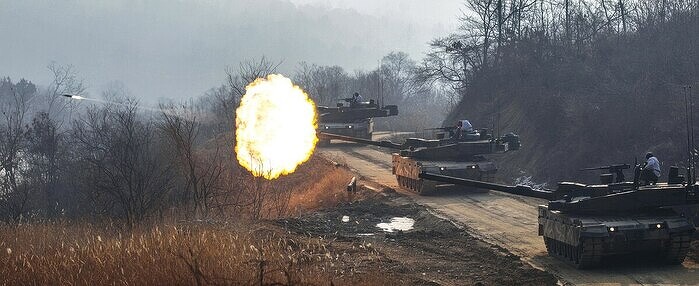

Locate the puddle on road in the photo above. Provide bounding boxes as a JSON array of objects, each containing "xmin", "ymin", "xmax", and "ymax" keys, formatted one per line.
[{"xmin": 376, "ymin": 217, "xmax": 415, "ymax": 232}]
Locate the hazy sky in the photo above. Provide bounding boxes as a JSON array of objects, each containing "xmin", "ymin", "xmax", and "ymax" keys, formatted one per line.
[{"xmin": 0, "ymin": 0, "xmax": 463, "ymax": 102}]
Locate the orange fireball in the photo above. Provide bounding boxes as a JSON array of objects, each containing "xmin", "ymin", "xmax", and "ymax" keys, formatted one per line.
[{"xmin": 235, "ymin": 74, "xmax": 318, "ymax": 179}]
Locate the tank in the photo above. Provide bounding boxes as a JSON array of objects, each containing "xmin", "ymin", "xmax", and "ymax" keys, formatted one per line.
[
  {"xmin": 317, "ymin": 98, "xmax": 398, "ymax": 140},
  {"xmin": 418, "ymin": 165, "xmax": 699, "ymax": 268},
  {"xmin": 319, "ymin": 123, "xmax": 521, "ymax": 194}
]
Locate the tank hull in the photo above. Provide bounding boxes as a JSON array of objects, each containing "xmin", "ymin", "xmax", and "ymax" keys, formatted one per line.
[
  {"xmin": 538, "ymin": 205, "xmax": 695, "ymax": 268},
  {"xmin": 318, "ymin": 119, "xmax": 373, "ymax": 144},
  {"xmin": 392, "ymin": 154, "xmax": 496, "ymax": 194}
]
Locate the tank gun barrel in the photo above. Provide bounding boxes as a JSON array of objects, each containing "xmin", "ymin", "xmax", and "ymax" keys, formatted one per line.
[
  {"xmin": 318, "ymin": 132, "xmax": 403, "ymax": 149},
  {"xmin": 418, "ymin": 172, "xmax": 556, "ymax": 200},
  {"xmin": 424, "ymin": 127, "xmax": 456, "ymax": 131},
  {"xmin": 579, "ymin": 164, "xmax": 630, "ymax": 171},
  {"xmin": 580, "ymin": 163, "xmax": 630, "ymax": 183}
]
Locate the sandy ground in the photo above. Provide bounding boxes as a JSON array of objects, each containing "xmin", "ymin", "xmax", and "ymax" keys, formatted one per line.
[{"xmin": 319, "ymin": 140, "xmax": 699, "ymax": 285}]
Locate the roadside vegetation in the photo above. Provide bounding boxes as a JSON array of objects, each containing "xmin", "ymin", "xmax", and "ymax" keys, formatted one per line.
[
  {"xmin": 0, "ymin": 216, "xmax": 397, "ymax": 285},
  {"xmin": 0, "ymin": 151, "xmax": 369, "ymax": 284}
]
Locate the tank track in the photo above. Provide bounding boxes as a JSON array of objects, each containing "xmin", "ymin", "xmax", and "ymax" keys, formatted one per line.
[
  {"xmin": 544, "ymin": 231, "xmax": 693, "ymax": 268},
  {"xmin": 480, "ymin": 173, "xmax": 495, "ymax": 182},
  {"xmin": 397, "ymin": 173, "xmax": 495, "ymax": 195},
  {"xmin": 396, "ymin": 175, "xmax": 435, "ymax": 195},
  {"xmin": 544, "ymin": 237, "xmax": 602, "ymax": 269},
  {"xmin": 661, "ymin": 231, "xmax": 692, "ymax": 265}
]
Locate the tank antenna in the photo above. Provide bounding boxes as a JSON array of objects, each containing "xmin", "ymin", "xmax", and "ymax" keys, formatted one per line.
[
  {"xmin": 377, "ymin": 59, "xmax": 383, "ymax": 108},
  {"xmin": 684, "ymin": 85, "xmax": 695, "ymax": 184},
  {"xmin": 494, "ymin": 95, "xmax": 501, "ymax": 138},
  {"xmin": 689, "ymin": 85, "xmax": 695, "ymax": 183}
]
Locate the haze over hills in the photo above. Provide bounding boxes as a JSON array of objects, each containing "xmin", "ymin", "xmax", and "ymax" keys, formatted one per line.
[{"xmin": 0, "ymin": 0, "xmax": 462, "ymax": 102}]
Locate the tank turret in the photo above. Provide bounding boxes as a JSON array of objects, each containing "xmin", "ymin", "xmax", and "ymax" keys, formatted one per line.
[{"xmin": 317, "ymin": 98, "xmax": 398, "ymax": 140}]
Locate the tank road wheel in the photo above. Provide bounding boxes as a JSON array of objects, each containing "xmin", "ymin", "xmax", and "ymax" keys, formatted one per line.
[
  {"xmin": 396, "ymin": 175, "xmax": 434, "ymax": 195},
  {"xmin": 544, "ymin": 237, "xmax": 602, "ymax": 269},
  {"xmin": 396, "ymin": 175, "xmax": 406, "ymax": 188},
  {"xmin": 544, "ymin": 237, "xmax": 554, "ymax": 255},
  {"xmin": 396, "ymin": 175, "xmax": 414, "ymax": 192},
  {"xmin": 660, "ymin": 232, "xmax": 692, "ymax": 265},
  {"xmin": 575, "ymin": 238, "xmax": 603, "ymax": 269}
]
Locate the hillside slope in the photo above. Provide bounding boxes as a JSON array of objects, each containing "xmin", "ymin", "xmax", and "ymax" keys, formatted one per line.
[{"xmin": 447, "ymin": 10, "xmax": 699, "ymax": 184}]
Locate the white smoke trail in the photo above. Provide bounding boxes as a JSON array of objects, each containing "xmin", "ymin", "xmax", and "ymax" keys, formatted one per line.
[{"xmin": 63, "ymin": 94, "xmax": 186, "ymax": 118}]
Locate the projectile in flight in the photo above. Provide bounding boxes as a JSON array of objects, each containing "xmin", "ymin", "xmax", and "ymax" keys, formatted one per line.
[{"xmin": 62, "ymin": 94, "xmax": 85, "ymax": 100}]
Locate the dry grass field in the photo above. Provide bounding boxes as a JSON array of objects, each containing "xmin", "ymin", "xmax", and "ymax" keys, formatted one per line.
[
  {"xmin": 0, "ymin": 221, "xmax": 390, "ymax": 285},
  {"xmin": 0, "ymin": 156, "xmax": 383, "ymax": 285}
]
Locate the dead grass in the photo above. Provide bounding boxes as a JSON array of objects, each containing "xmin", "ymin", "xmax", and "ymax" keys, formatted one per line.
[
  {"xmin": 0, "ymin": 156, "xmax": 382, "ymax": 286},
  {"xmin": 0, "ymin": 221, "xmax": 388, "ymax": 286},
  {"xmin": 285, "ymin": 156, "xmax": 356, "ymax": 214}
]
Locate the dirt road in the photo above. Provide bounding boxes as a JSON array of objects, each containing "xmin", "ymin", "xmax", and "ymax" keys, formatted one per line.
[{"xmin": 319, "ymin": 139, "xmax": 699, "ymax": 285}]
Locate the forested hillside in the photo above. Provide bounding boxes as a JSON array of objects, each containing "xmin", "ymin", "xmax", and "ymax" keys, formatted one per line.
[{"xmin": 420, "ymin": 0, "xmax": 699, "ymax": 183}]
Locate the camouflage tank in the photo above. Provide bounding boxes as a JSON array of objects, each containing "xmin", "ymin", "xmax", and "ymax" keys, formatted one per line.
[
  {"xmin": 419, "ymin": 164, "xmax": 699, "ymax": 268},
  {"xmin": 317, "ymin": 97, "xmax": 398, "ymax": 141},
  {"xmin": 319, "ymin": 121, "xmax": 521, "ymax": 194}
]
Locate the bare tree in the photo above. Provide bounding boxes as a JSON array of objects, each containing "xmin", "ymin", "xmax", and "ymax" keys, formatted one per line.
[
  {"xmin": 44, "ymin": 63, "xmax": 85, "ymax": 129},
  {"xmin": 159, "ymin": 104, "xmax": 224, "ymax": 219},
  {"xmin": 294, "ymin": 62, "xmax": 348, "ymax": 105},
  {"xmin": 225, "ymin": 56, "xmax": 281, "ymax": 98},
  {"xmin": 24, "ymin": 112, "xmax": 67, "ymax": 217},
  {"xmin": 0, "ymin": 78, "xmax": 35, "ymax": 221},
  {"xmin": 380, "ymin": 52, "xmax": 425, "ymax": 102},
  {"xmin": 416, "ymin": 36, "xmax": 481, "ymax": 91},
  {"xmin": 246, "ymin": 164, "xmax": 274, "ymax": 220},
  {"xmin": 71, "ymin": 98, "xmax": 175, "ymax": 227},
  {"xmin": 200, "ymin": 85, "xmax": 235, "ymax": 133},
  {"xmin": 199, "ymin": 57, "xmax": 282, "ymax": 136},
  {"xmin": 464, "ymin": 0, "xmax": 498, "ymax": 67}
]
